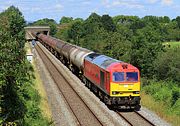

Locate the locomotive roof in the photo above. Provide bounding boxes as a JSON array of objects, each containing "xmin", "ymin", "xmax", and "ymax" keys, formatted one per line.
[{"xmin": 85, "ymin": 53, "xmax": 122, "ymax": 70}]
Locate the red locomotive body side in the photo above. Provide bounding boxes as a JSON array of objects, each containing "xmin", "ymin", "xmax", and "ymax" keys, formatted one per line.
[
  {"xmin": 84, "ymin": 60, "xmax": 100, "ymax": 85},
  {"xmin": 84, "ymin": 57, "xmax": 110, "ymax": 94}
]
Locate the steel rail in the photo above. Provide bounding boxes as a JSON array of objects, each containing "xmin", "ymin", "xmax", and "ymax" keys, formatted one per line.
[
  {"xmin": 117, "ymin": 111, "xmax": 155, "ymax": 126},
  {"xmin": 134, "ymin": 111, "xmax": 155, "ymax": 126}
]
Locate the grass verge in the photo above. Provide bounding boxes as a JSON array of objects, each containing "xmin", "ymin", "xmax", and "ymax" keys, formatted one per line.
[
  {"xmin": 141, "ymin": 91, "xmax": 179, "ymax": 126},
  {"xmin": 24, "ymin": 42, "xmax": 53, "ymax": 125},
  {"xmin": 32, "ymin": 60, "xmax": 52, "ymax": 121}
]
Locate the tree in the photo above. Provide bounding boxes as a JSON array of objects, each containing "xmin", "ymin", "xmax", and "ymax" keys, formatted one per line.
[
  {"xmin": 0, "ymin": 6, "xmax": 28, "ymax": 124},
  {"xmin": 162, "ymin": 16, "xmax": 170, "ymax": 23},
  {"xmin": 74, "ymin": 18, "xmax": 84, "ymax": 22},
  {"xmin": 83, "ymin": 13, "xmax": 102, "ymax": 35},
  {"xmin": 59, "ymin": 16, "xmax": 73, "ymax": 24},
  {"xmin": 153, "ymin": 48, "xmax": 180, "ymax": 82},
  {"xmin": 68, "ymin": 21, "xmax": 84, "ymax": 45},
  {"xmin": 130, "ymin": 26, "xmax": 163, "ymax": 77},
  {"xmin": 113, "ymin": 15, "xmax": 139, "ymax": 25},
  {"xmin": 103, "ymin": 32, "xmax": 132, "ymax": 62},
  {"xmin": 175, "ymin": 16, "xmax": 180, "ymax": 28},
  {"xmin": 101, "ymin": 14, "xmax": 116, "ymax": 31}
]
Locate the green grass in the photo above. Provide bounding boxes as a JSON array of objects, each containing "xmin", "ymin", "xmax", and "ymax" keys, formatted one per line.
[
  {"xmin": 163, "ymin": 41, "xmax": 180, "ymax": 48},
  {"xmin": 141, "ymin": 92, "xmax": 179, "ymax": 126},
  {"xmin": 141, "ymin": 79, "xmax": 180, "ymax": 126},
  {"xmin": 23, "ymin": 42, "xmax": 53, "ymax": 126}
]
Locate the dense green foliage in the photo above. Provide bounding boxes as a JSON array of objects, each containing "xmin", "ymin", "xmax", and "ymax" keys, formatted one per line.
[
  {"xmin": 59, "ymin": 16, "xmax": 73, "ymax": 24},
  {"xmin": 0, "ymin": 6, "xmax": 27, "ymax": 124},
  {"xmin": 142, "ymin": 79, "xmax": 180, "ymax": 116},
  {"xmin": 154, "ymin": 48, "xmax": 180, "ymax": 82},
  {"xmin": 0, "ymin": 6, "xmax": 50, "ymax": 125},
  {"xmin": 55, "ymin": 13, "xmax": 180, "ymax": 117}
]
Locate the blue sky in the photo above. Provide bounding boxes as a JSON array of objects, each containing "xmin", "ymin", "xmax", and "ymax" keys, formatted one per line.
[{"xmin": 0, "ymin": 0, "xmax": 179, "ymax": 22}]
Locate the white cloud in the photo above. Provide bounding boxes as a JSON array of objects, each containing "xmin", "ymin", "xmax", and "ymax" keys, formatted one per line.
[
  {"xmin": 102, "ymin": 0, "xmax": 144, "ymax": 9},
  {"xmin": 82, "ymin": 1, "xmax": 91, "ymax": 5},
  {"xmin": 161, "ymin": 0, "xmax": 173, "ymax": 6},
  {"xmin": 55, "ymin": 4, "xmax": 63, "ymax": 9},
  {"xmin": 148, "ymin": 0, "xmax": 159, "ymax": 4},
  {"xmin": 147, "ymin": 0, "xmax": 173, "ymax": 6}
]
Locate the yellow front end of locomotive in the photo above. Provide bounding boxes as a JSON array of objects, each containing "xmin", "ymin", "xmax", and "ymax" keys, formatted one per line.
[{"xmin": 110, "ymin": 82, "xmax": 140, "ymax": 97}]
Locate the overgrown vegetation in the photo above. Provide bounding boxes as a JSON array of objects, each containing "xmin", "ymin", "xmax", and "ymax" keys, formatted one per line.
[{"xmin": 0, "ymin": 6, "xmax": 50, "ymax": 125}]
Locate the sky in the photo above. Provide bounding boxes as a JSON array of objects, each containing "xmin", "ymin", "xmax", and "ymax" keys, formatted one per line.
[{"xmin": 0, "ymin": 0, "xmax": 179, "ymax": 23}]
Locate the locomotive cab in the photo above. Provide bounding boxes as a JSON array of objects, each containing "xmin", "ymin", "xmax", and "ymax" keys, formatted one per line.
[{"xmin": 108, "ymin": 63, "xmax": 141, "ymax": 107}]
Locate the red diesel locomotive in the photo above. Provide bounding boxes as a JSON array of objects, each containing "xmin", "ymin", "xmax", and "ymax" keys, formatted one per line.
[{"xmin": 34, "ymin": 33, "xmax": 141, "ymax": 110}]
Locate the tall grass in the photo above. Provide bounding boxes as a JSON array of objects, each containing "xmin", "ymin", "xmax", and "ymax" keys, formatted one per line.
[
  {"xmin": 141, "ymin": 79, "xmax": 180, "ymax": 126},
  {"xmin": 23, "ymin": 42, "xmax": 53, "ymax": 126}
]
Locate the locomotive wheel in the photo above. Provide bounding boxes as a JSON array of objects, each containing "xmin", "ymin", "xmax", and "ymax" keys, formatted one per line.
[
  {"xmin": 104, "ymin": 95, "xmax": 111, "ymax": 105},
  {"xmin": 82, "ymin": 76, "xmax": 87, "ymax": 84},
  {"xmin": 98, "ymin": 91, "xmax": 104, "ymax": 101},
  {"xmin": 135, "ymin": 104, "xmax": 141, "ymax": 111}
]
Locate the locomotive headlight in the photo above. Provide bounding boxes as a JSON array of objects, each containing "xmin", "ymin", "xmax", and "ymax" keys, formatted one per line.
[
  {"xmin": 133, "ymin": 91, "xmax": 140, "ymax": 94},
  {"xmin": 112, "ymin": 91, "xmax": 120, "ymax": 95}
]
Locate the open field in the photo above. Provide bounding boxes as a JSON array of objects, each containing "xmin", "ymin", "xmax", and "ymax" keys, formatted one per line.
[{"xmin": 163, "ymin": 41, "xmax": 180, "ymax": 48}]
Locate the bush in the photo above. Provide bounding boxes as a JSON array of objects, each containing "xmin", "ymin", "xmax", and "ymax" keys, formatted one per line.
[
  {"xmin": 153, "ymin": 48, "xmax": 180, "ymax": 82},
  {"xmin": 142, "ymin": 79, "xmax": 180, "ymax": 115}
]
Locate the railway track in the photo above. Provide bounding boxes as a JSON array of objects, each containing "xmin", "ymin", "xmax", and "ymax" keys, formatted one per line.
[
  {"xmin": 35, "ymin": 42, "xmax": 103, "ymax": 126},
  {"xmin": 117, "ymin": 110, "xmax": 155, "ymax": 126}
]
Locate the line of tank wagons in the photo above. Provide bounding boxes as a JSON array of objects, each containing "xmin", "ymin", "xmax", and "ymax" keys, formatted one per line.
[{"xmin": 33, "ymin": 32, "xmax": 141, "ymax": 110}]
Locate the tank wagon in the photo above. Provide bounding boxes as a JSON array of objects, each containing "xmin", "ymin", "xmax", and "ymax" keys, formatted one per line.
[{"xmin": 35, "ymin": 33, "xmax": 141, "ymax": 110}]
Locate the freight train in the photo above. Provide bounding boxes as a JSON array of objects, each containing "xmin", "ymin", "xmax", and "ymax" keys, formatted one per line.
[{"xmin": 33, "ymin": 33, "xmax": 141, "ymax": 110}]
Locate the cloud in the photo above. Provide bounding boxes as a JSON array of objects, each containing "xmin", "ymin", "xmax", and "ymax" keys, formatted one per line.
[
  {"xmin": 161, "ymin": 0, "xmax": 173, "ymax": 6},
  {"xmin": 102, "ymin": 0, "xmax": 144, "ymax": 9},
  {"xmin": 0, "ymin": 1, "xmax": 64, "ymax": 14},
  {"xmin": 54, "ymin": 4, "xmax": 64, "ymax": 11},
  {"xmin": 147, "ymin": 0, "xmax": 173, "ymax": 6},
  {"xmin": 82, "ymin": 1, "xmax": 91, "ymax": 5},
  {"xmin": 148, "ymin": 0, "xmax": 159, "ymax": 4}
]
